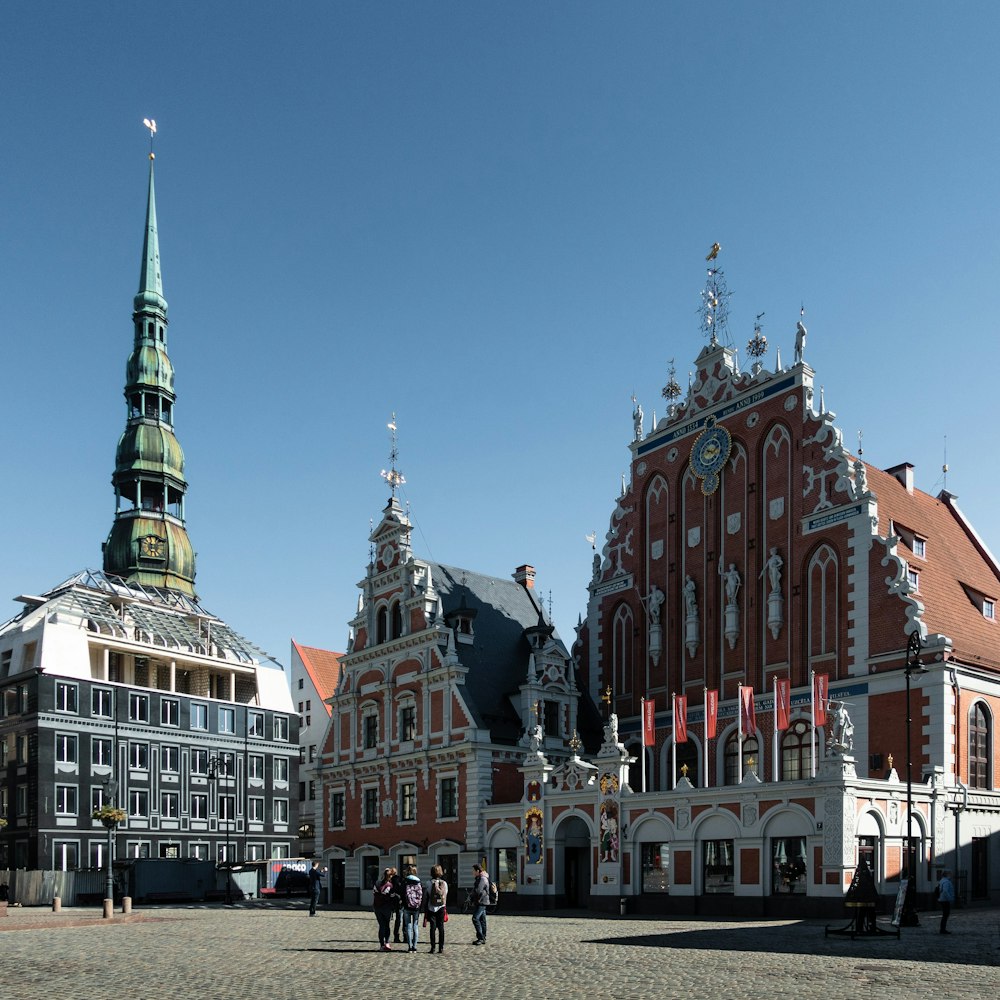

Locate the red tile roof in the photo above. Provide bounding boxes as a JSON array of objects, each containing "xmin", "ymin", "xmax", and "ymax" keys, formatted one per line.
[
  {"xmin": 292, "ymin": 640, "xmax": 343, "ymax": 713},
  {"xmin": 866, "ymin": 462, "xmax": 1000, "ymax": 671}
]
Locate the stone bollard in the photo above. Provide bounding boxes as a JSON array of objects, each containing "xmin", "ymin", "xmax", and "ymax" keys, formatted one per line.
[
  {"xmin": 122, "ymin": 896, "xmax": 132, "ymax": 914},
  {"xmin": 52, "ymin": 896, "xmax": 62, "ymax": 913},
  {"xmin": 103, "ymin": 899, "xmax": 114, "ymax": 920}
]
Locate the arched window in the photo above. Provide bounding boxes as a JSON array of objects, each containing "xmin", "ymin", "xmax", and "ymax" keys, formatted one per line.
[
  {"xmin": 724, "ymin": 732, "xmax": 759, "ymax": 785},
  {"xmin": 612, "ymin": 604, "xmax": 633, "ymax": 695},
  {"xmin": 390, "ymin": 601, "xmax": 403, "ymax": 640},
  {"xmin": 781, "ymin": 720, "xmax": 815, "ymax": 780},
  {"xmin": 807, "ymin": 544, "xmax": 839, "ymax": 683},
  {"xmin": 375, "ymin": 606, "xmax": 388, "ymax": 645},
  {"xmin": 970, "ymin": 702, "xmax": 991, "ymax": 789}
]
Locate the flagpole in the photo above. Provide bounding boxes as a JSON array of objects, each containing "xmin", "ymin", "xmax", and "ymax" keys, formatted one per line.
[
  {"xmin": 641, "ymin": 698, "xmax": 647, "ymax": 794},
  {"xmin": 773, "ymin": 676, "xmax": 779, "ymax": 782},
  {"xmin": 737, "ymin": 683, "xmax": 743, "ymax": 784},
  {"xmin": 671, "ymin": 693, "xmax": 677, "ymax": 789},
  {"xmin": 703, "ymin": 687, "xmax": 709, "ymax": 789},
  {"xmin": 810, "ymin": 670, "xmax": 816, "ymax": 778}
]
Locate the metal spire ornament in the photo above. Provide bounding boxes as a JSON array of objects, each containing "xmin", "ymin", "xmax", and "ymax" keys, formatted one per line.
[
  {"xmin": 699, "ymin": 244, "xmax": 733, "ymax": 346},
  {"xmin": 661, "ymin": 357, "xmax": 682, "ymax": 418},
  {"xmin": 380, "ymin": 413, "xmax": 406, "ymax": 497},
  {"xmin": 142, "ymin": 117, "xmax": 157, "ymax": 158},
  {"xmin": 747, "ymin": 312, "xmax": 768, "ymax": 375}
]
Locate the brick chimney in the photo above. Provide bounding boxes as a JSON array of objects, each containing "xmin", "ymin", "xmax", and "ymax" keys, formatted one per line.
[{"xmin": 513, "ymin": 565, "xmax": 536, "ymax": 590}]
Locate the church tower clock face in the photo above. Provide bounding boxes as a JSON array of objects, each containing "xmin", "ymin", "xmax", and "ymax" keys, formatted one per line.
[{"xmin": 690, "ymin": 418, "xmax": 732, "ymax": 495}]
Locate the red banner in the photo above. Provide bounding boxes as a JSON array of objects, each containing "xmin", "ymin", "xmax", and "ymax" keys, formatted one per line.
[
  {"xmin": 775, "ymin": 677, "xmax": 791, "ymax": 731},
  {"xmin": 705, "ymin": 689, "xmax": 718, "ymax": 739},
  {"xmin": 813, "ymin": 673, "xmax": 829, "ymax": 727},
  {"xmin": 740, "ymin": 686, "xmax": 756, "ymax": 735},
  {"xmin": 674, "ymin": 695, "xmax": 688, "ymax": 744},
  {"xmin": 642, "ymin": 699, "xmax": 656, "ymax": 747}
]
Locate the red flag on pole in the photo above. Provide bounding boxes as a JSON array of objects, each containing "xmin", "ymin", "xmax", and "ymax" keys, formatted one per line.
[
  {"xmin": 675, "ymin": 696, "xmax": 688, "ymax": 743},
  {"xmin": 705, "ymin": 689, "xmax": 718, "ymax": 739},
  {"xmin": 642, "ymin": 698, "xmax": 656, "ymax": 747},
  {"xmin": 775, "ymin": 677, "xmax": 791, "ymax": 731},
  {"xmin": 813, "ymin": 673, "xmax": 829, "ymax": 727},
  {"xmin": 740, "ymin": 686, "xmax": 756, "ymax": 734}
]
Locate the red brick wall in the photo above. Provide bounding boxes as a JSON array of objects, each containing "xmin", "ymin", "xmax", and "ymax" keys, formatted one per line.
[
  {"xmin": 740, "ymin": 847, "xmax": 760, "ymax": 885},
  {"xmin": 674, "ymin": 849, "xmax": 692, "ymax": 885}
]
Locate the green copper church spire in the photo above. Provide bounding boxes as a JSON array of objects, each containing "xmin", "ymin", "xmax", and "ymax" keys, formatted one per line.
[{"xmin": 102, "ymin": 140, "xmax": 196, "ymax": 596}]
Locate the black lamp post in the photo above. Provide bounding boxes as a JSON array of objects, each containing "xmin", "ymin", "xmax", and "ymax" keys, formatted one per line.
[
  {"xmin": 208, "ymin": 753, "xmax": 233, "ymax": 905},
  {"xmin": 901, "ymin": 631, "xmax": 925, "ymax": 927},
  {"xmin": 102, "ymin": 777, "xmax": 118, "ymax": 916}
]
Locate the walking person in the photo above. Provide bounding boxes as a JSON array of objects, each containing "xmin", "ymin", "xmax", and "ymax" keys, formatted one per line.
[
  {"xmin": 938, "ymin": 869, "xmax": 956, "ymax": 934},
  {"xmin": 308, "ymin": 860, "xmax": 326, "ymax": 917},
  {"xmin": 426, "ymin": 864, "xmax": 448, "ymax": 954},
  {"xmin": 471, "ymin": 863, "xmax": 489, "ymax": 945},
  {"xmin": 373, "ymin": 867, "xmax": 399, "ymax": 951},
  {"xmin": 401, "ymin": 864, "xmax": 425, "ymax": 953}
]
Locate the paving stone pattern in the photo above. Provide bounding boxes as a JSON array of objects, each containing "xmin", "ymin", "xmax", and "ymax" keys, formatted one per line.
[{"xmin": 0, "ymin": 901, "xmax": 997, "ymax": 1000}]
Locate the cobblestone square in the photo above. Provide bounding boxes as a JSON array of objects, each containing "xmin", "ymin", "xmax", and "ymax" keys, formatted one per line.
[{"xmin": 1, "ymin": 901, "xmax": 997, "ymax": 1000}]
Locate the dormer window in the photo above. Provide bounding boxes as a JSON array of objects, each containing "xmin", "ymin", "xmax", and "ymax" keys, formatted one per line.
[
  {"xmin": 912, "ymin": 537, "xmax": 926, "ymax": 559},
  {"xmin": 961, "ymin": 584, "xmax": 996, "ymax": 620},
  {"xmin": 906, "ymin": 568, "xmax": 919, "ymax": 592}
]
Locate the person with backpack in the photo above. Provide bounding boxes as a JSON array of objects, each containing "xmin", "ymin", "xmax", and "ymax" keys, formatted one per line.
[
  {"xmin": 471, "ymin": 863, "xmax": 490, "ymax": 945},
  {"xmin": 400, "ymin": 864, "xmax": 425, "ymax": 953},
  {"xmin": 373, "ymin": 867, "xmax": 399, "ymax": 951},
  {"xmin": 425, "ymin": 864, "xmax": 448, "ymax": 954}
]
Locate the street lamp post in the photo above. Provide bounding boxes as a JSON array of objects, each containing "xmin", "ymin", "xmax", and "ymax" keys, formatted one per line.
[
  {"xmin": 102, "ymin": 777, "xmax": 118, "ymax": 919},
  {"xmin": 208, "ymin": 753, "xmax": 233, "ymax": 905},
  {"xmin": 901, "ymin": 631, "xmax": 925, "ymax": 927}
]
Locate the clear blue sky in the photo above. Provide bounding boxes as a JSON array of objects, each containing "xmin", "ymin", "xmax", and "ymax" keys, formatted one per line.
[{"xmin": 2, "ymin": 3, "xmax": 999, "ymax": 674}]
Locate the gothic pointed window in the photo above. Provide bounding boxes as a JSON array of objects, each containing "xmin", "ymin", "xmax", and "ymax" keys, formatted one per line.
[
  {"xmin": 612, "ymin": 603, "xmax": 633, "ymax": 696},
  {"xmin": 391, "ymin": 600, "xmax": 403, "ymax": 640},
  {"xmin": 376, "ymin": 606, "xmax": 388, "ymax": 645},
  {"xmin": 807, "ymin": 544, "xmax": 839, "ymax": 682}
]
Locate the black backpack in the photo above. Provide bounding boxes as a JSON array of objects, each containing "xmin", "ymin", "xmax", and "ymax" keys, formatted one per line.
[{"xmin": 429, "ymin": 879, "xmax": 445, "ymax": 907}]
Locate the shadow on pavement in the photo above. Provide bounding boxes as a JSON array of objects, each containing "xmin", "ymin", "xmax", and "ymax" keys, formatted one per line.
[{"xmin": 582, "ymin": 920, "xmax": 1000, "ymax": 968}]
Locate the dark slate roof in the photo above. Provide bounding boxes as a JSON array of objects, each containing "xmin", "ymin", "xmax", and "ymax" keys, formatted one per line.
[{"xmin": 428, "ymin": 562, "xmax": 568, "ymax": 745}]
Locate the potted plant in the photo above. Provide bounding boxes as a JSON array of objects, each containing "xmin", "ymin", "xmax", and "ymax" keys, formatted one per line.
[{"xmin": 92, "ymin": 806, "xmax": 126, "ymax": 829}]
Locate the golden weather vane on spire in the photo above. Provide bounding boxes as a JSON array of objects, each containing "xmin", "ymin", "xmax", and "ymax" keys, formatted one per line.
[
  {"xmin": 380, "ymin": 412, "xmax": 406, "ymax": 497},
  {"xmin": 142, "ymin": 118, "xmax": 157, "ymax": 159}
]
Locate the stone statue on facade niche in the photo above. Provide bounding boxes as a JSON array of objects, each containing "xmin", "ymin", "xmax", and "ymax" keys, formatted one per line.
[
  {"xmin": 719, "ymin": 561, "xmax": 741, "ymax": 605},
  {"xmin": 828, "ymin": 701, "xmax": 854, "ymax": 754},
  {"xmin": 647, "ymin": 583, "xmax": 665, "ymax": 625},
  {"xmin": 527, "ymin": 723, "xmax": 544, "ymax": 753},
  {"xmin": 759, "ymin": 547, "xmax": 783, "ymax": 595},
  {"xmin": 683, "ymin": 575, "xmax": 698, "ymax": 617},
  {"xmin": 603, "ymin": 713, "xmax": 620, "ymax": 747},
  {"xmin": 633, "ymin": 401, "xmax": 644, "ymax": 441}
]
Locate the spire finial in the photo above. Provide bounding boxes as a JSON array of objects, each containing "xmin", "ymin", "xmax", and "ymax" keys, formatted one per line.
[
  {"xmin": 661, "ymin": 357, "xmax": 681, "ymax": 415},
  {"xmin": 142, "ymin": 117, "xmax": 157, "ymax": 160},
  {"xmin": 380, "ymin": 412, "xmax": 406, "ymax": 497},
  {"xmin": 700, "ymin": 245, "xmax": 731, "ymax": 346}
]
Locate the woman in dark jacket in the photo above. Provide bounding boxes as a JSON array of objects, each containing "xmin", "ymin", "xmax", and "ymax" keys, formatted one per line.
[{"xmin": 372, "ymin": 867, "xmax": 399, "ymax": 951}]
